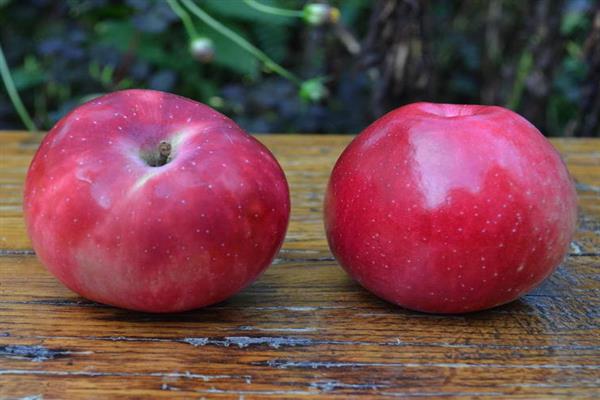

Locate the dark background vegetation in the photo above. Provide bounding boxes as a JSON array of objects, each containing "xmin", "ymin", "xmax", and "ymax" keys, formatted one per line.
[{"xmin": 0, "ymin": 0, "xmax": 598, "ymax": 136}]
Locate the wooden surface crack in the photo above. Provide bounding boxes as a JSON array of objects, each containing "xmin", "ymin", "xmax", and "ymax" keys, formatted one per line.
[{"xmin": 0, "ymin": 132, "xmax": 598, "ymax": 398}]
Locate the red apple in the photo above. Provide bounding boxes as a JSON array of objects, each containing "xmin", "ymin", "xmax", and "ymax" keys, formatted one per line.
[
  {"xmin": 324, "ymin": 103, "xmax": 577, "ymax": 313},
  {"xmin": 24, "ymin": 89, "xmax": 290, "ymax": 312}
]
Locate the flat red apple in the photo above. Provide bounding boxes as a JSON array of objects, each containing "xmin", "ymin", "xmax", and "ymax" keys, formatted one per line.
[
  {"xmin": 24, "ymin": 89, "xmax": 290, "ymax": 312},
  {"xmin": 324, "ymin": 103, "xmax": 577, "ymax": 313}
]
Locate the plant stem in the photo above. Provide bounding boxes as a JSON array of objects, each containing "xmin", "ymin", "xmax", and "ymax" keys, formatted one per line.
[
  {"xmin": 243, "ymin": 0, "xmax": 303, "ymax": 18},
  {"xmin": 181, "ymin": 0, "xmax": 301, "ymax": 85},
  {"xmin": 506, "ymin": 51, "xmax": 533, "ymax": 110},
  {"xmin": 0, "ymin": 43, "xmax": 37, "ymax": 132},
  {"xmin": 166, "ymin": 0, "xmax": 198, "ymax": 39}
]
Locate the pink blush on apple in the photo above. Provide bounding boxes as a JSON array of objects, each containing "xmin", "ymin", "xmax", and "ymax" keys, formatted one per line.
[
  {"xmin": 324, "ymin": 102, "xmax": 577, "ymax": 314},
  {"xmin": 24, "ymin": 89, "xmax": 290, "ymax": 313}
]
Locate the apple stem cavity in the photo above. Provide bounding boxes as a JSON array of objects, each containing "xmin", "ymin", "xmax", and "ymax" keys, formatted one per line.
[{"xmin": 142, "ymin": 141, "xmax": 172, "ymax": 167}]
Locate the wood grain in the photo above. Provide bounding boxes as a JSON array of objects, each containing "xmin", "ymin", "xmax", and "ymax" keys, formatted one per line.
[{"xmin": 0, "ymin": 131, "xmax": 599, "ymax": 399}]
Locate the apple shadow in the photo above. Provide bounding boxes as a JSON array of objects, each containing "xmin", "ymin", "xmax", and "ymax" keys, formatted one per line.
[
  {"xmin": 344, "ymin": 277, "xmax": 540, "ymax": 321},
  {"xmin": 86, "ymin": 264, "xmax": 544, "ymax": 334},
  {"xmin": 91, "ymin": 296, "xmax": 244, "ymax": 323}
]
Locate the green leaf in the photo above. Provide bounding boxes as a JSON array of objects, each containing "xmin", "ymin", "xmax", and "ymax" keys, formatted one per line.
[
  {"xmin": 338, "ymin": 0, "xmax": 369, "ymax": 26},
  {"xmin": 202, "ymin": 0, "xmax": 294, "ymax": 25},
  {"xmin": 252, "ymin": 23, "xmax": 289, "ymax": 64},
  {"xmin": 11, "ymin": 56, "xmax": 46, "ymax": 90},
  {"xmin": 136, "ymin": 39, "xmax": 175, "ymax": 67},
  {"xmin": 96, "ymin": 21, "xmax": 186, "ymax": 71},
  {"xmin": 95, "ymin": 20, "xmax": 135, "ymax": 52},
  {"xmin": 561, "ymin": 11, "xmax": 588, "ymax": 35},
  {"xmin": 196, "ymin": 23, "xmax": 259, "ymax": 77}
]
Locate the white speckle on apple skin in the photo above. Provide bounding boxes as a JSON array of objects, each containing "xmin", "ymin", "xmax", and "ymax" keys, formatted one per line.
[
  {"xmin": 23, "ymin": 89, "xmax": 290, "ymax": 313},
  {"xmin": 324, "ymin": 102, "xmax": 577, "ymax": 314}
]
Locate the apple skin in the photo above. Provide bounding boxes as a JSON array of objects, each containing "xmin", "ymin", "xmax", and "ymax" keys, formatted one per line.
[
  {"xmin": 324, "ymin": 103, "xmax": 577, "ymax": 314},
  {"xmin": 24, "ymin": 89, "xmax": 290, "ymax": 313}
]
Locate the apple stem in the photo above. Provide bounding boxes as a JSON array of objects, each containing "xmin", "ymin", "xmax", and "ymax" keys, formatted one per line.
[{"xmin": 157, "ymin": 141, "xmax": 172, "ymax": 166}]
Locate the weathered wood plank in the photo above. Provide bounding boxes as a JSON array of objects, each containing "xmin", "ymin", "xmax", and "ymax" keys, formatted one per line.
[{"xmin": 0, "ymin": 131, "xmax": 599, "ymax": 399}]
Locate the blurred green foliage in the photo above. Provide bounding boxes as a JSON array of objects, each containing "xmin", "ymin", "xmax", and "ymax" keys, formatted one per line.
[{"xmin": 0, "ymin": 0, "xmax": 596, "ymax": 135}]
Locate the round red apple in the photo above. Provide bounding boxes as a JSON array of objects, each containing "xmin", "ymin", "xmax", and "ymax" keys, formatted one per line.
[
  {"xmin": 324, "ymin": 103, "xmax": 577, "ymax": 313},
  {"xmin": 24, "ymin": 89, "xmax": 290, "ymax": 312}
]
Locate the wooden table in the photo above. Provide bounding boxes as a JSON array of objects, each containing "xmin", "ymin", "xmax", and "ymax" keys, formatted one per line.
[{"xmin": 1, "ymin": 131, "xmax": 599, "ymax": 399}]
